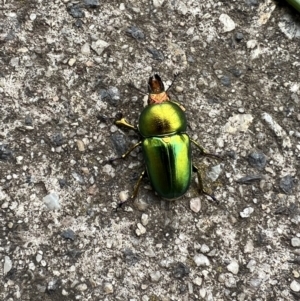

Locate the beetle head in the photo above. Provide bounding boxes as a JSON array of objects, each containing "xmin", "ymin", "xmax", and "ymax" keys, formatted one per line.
[
  {"xmin": 148, "ymin": 74, "xmax": 165, "ymax": 94},
  {"xmin": 148, "ymin": 74, "xmax": 169, "ymax": 104}
]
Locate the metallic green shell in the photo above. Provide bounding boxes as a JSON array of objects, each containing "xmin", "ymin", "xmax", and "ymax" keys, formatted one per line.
[
  {"xmin": 142, "ymin": 134, "xmax": 191, "ymax": 199},
  {"xmin": 138, "ymin": 101, "xmax": 187, "ymax": 137},
  {"xmin": 286, "ymin": 0, "xmax": 300, "ymax": 12}
]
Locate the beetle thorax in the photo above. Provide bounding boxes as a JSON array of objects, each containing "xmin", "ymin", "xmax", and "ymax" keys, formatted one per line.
[
  {"xmin": 138, "ymin": 102, "xmax": 187, "ymax": 137},
  {"xmin": 148, "ymin": 92, "xmax": 169, "ymax": 104}
]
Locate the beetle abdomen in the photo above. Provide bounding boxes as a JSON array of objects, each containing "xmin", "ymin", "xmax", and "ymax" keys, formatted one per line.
[
  {"xmin": 142, "ymin": 134, "xmax": 192, "ymax": 199},
  {"xmin": 138, "ymin": 102, "xmax": 187, "ymax": 137}
]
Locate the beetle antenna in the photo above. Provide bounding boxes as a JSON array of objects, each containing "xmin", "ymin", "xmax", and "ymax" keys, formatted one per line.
[
  {"xmin": 128, "ymin": 82, "xmax": 146, "ymax": 96},
  {"xmin": 166, "ymin": 72, "xmax": 180, "ymax": 92}
]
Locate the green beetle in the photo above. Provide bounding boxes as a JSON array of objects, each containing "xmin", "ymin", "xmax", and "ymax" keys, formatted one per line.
[
  {"xmin": 285, "ymin": 0, "xmax": 300, "ymax": 12},
  {"xmin": 114, "ymin": 74, "xmax": 219, "ymax": 206}
]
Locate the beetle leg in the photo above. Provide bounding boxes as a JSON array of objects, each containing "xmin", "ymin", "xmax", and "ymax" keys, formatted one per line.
[
  {"xmin": 192, "ymin": 165, "xmax": 219, "ymax": 204},
  {"xmin": 166, "ymin": 72, "xmax": 180, "ymax": 92},
  {"xmin": 109, "ymin": 141, "xmax": 142, "ymax": 163},
  {"xmin": 190, "ymin": 139, "xmax": 222, "ymax": 159},
  {"xmin": 131, "ymin": 170, "xmax": 146, "ymax": 199},
  {"xmin": 117, "ymin": 170, "xmax": 146, "ymax": 209},
  {"xmin": 115, "ymin": 118, "xmax": 137, "ymax": 131}
]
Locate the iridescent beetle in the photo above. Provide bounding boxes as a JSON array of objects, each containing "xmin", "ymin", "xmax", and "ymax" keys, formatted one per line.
[{"xmin": 114, "ymin": 74, "xmax": 220, "ymax": 206}]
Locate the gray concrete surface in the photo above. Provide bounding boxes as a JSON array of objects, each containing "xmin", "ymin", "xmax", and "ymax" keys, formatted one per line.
[{"xmin": 1, "ymin": 0, "xmax": 300, "ymax": 300}]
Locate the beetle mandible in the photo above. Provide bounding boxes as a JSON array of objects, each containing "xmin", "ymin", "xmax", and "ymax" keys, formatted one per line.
[{"xmin": 114, "ymin": 74, "xmax": 220, "ymax": 207}]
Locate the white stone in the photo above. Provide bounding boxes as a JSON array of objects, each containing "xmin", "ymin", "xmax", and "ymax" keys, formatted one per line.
[
  {"xmin": 36, "ymin": 254, "xmax": 42, "ymax": 262},
  {"xmin": 102, "ymin": 164, "xmax": 115, "ymax": 178},
  {"xmin": 227, "ymin": 261, "xmax": 239, "ymax": 275},
  {"xmin": 291, "ymin": 237, "xmax": 300, "ymax": 247},
  {"xmin": 81, "ymin": 43, "xmax": 90, "ymax": 55},
  {"xmin": 30, "ymin": 13, "xmax": 36, "ymax": 21},
  {"xmin": 240, "ymin": 207, "xmax": 254, "ymax": 218},
  {"xmin": 224, "ymin": 114, "xmax": 253, "ymax": 134},
  {"xmin": 149, "ymin": 271, "xmax": 161, "ymax": 282},
  {"xmin": 246, "ymin": 40, "xmax": 257, "ymax": 49},
  {"xmin": 199, "ymin": 288, "xmax": 206, "ymax": 298},
  {"xmin": 68, "ymin": 58, "xmax": 76, "ymax": 66},
  {"xmin": 190, "ymin": 197, "xmax": 201, "ymax": 213},
  {"xmin": 136, "ymin": 223, "xmax": 146, "ymax": 236},
  {"xmin": 28, "ymin": 262, "xmax": 35, "ymax": 270},
  {"xmin": 4, "ymin": 256, "xmax": 12, "ymax": 274},
  {"xmin": 153, "ymin": 0, "xmax": 164, "ymax": 7},
  {"xmin": 91, "ymin": 40, "xmax": 110, "ymax": 56},
  {"xmin": 200, "ymin": 244, "xmax": 210, "ymax": 253},
  {"xmin": 43, "ymin": 193, "xmax": 60, "ymax": 210},
  {"xmin": 291, "ymin": 280, "xmax": 300, "ymax": 292},
  {"xmin": 76, "ymin": 283, "xmax": 88, "ymax": 291},
  {"xmin": 76, "ymin": 139, "xmax": 85, "ymax": 152},
  {"xmin": 119, "ymin": 191, "xmax": 129, "ymax": 203},
  {"xmin": 193, "ymin": 254, "xmax": 210, "ymax": 267},
  {"xmin": 193, "ymin": 277, "xmax": 202, "ymax": 286},
  {"xmin": 207, "ymin": 164, "xmax": 223, "ymax": 181},
  {"xmin": 244, "ymin": 240, "xmax": 254, "ymax": 253},
  {"xmin": 141, "ymin": 213, "xmax": 149, "ymax": 226},
  {"xmin": 103, "ymin": 282, "xmax": 113, "ymax": 294},
  {"xmin": 219, "ymin": 14, "xmax": 235, "ymax": 32}
]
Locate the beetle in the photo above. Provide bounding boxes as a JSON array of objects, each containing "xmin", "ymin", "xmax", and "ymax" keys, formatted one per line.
[
  {"xmin": 114, "ymin": 74, "xmax": 220, "ymax": 206},
  {"xmin": 285, "ymin": 0, "xmax": 300, "ymax": 12}
]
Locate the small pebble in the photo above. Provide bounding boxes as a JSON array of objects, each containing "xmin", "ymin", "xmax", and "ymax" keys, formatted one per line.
[
  {"xmin": 76, "ymin": 283, "xmax": 88, "ymax": 291},
  {"xmin": 291, "ymin": 280, "xmax": 300, "ymax": 292},
  {"xmin": 235, "ymin": 32, "xmax": 244, "ymax": 41},
  {"xmin": 279, "ymin": 175, "xmax": 295, "ymax": 194},
  {"xmin": 72, "ymin": 172, "xmax": 84, "ymax": 184},
  {"xmin": 193, "ymin": 254, "xmax": 210, "ymax": 267},
  {"xmin": 7, "ymin": 222, "xmax": 13, "ymax": 229},
  {"xmin": 220, "ymin": 75, "xmax": 231, "ymax": 87},
  {"xmin": 153, "ymin": 0, "xmax": 164, "ymax": 7},
  {"xmin": 225, "ymin": 274, "xmax": 237, "ymax": 288},
  {"xmin": 193, "ymin": 277, "xmax": 202, "ymax": 286},
  {"xmin": 190, "ymin": 197, "xmax": 201, "ymax": 213},
  {"xmin": 291, "ymin": 237, "xmax": 300, "ymax": 247},
  {"xmin": 30, "ymin": 13, "xmax": 37, "ymax": 21},
  {"xmin": 136, "ymin": 223, "xmax": 146, "ymax": 236},
  {"xmin": 240, "ymin": 207, "xmax": 254, "ymax": 218},
  {"xmin": 103, "ymin": 282, "xmax": 113, "ymax": 294},
  {"xmin": 81, "ymin": 43, "xmax": 90, "ymax": 55},
  {"xmin": 248, "ymin": 152, "xmax": 266, "ymax": 170},
  {"xmin": 141, "ymin": 213, "xmax": 149, "ymax": 226},
  {"xmin": 173, "ymin": 262, "xmax": 190, "ymax": 279},
  {"xmin": 293, "ymin": 270, "xmax": 300, "ymax": 278},
  {"xmin": 175, "ymin": 86, "xmax": 184, "ymax": 93},
  {"xmin": 227, "ymin": 261, "xmax": 239, "ymax": 274},
  {"xmin": 200, "ymin": 288, "xmax": 206, "ymax": 298},
  {"xmin": 61, "ymin": 229, "xmax": 76, "ymax": 240},
  {"xmin": 119, "ymin": 191, "xmax": 129, "ymax": 203},
  {"xmin": 84, "ymin": 0, "xmax": 100, "ymax": 8},
  {"xmin": 91, "ymin": 39, "xmax": 110, "ymax": 56},
  {"xmin": 200, "ymin": 244, "xmax": 210, "ymax": 253},
  {"xmin": 76, "ymin": 140, "xmax": 85, "ymax": 152},
  {"xmin": 36, "ymin": 254, "xmax": 42, "ymax": 262},
  {"xmin": 219, "ymin": 14, "xmax": 236, "ymax": 32},
  {"xmin": 244, "ymin": 240, "xmax": 254, "ymax": 253},
  {"xmin": 4, "ymin": 256, "xmax": 12, "ymax": 274},
  {"xmin": 126, "ymin": 26, "xmax": 145, "ymax": 41},
  {"xmin": 149, "ymin": 271, "xmax": 161, "ymax": 282},
  {"xmin": 43, "ymin": 193, "xmax": 60, "ymax": 210},
  {"xmin": 207, "ymin": 164, "xmax": 223, "ymax": 181},
  {"xmin": 68, "ymin": 58, "xmax": 76, "ymax": 66}
]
